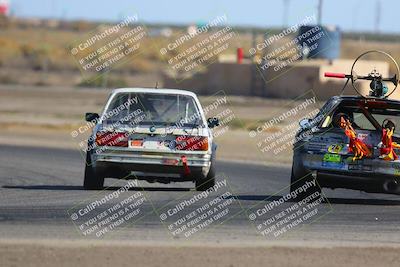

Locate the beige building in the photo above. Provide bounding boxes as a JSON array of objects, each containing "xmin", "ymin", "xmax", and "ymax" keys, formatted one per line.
[{"xmin": 163, "ymin": 59, "xmax": 396, "ymax": 100}]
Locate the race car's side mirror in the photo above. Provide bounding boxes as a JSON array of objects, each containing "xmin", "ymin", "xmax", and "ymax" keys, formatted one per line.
[
  {"xmin": 85, "ymin": 112, "xmax": 99, "ymax": 122},
  {"xmin": 207, "ymin": 117, "xmax": 220, "ymax": 128},
  {"xmin": 299, "ymin": 118, "xmax": 312, "ymax": 130}
]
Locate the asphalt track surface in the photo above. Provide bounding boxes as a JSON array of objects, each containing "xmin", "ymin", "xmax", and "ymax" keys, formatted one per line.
[{"xmin": 0, "ymin": 144, "xmax": 399, "ymax": 244}]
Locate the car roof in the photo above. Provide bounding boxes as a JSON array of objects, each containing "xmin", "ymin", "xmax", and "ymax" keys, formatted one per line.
[
  {"xmin": 111, "ymin": 88, "xmax": 198, "ymax": 98},
  {"xmin": 329, "ymin": 95, "xmax": 400, "ymax": 105}
]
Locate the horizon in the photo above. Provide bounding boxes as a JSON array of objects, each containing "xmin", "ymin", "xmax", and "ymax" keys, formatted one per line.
[{"xmin": 8, "ymin": 0, "xmax": 400, "ymax": 34}]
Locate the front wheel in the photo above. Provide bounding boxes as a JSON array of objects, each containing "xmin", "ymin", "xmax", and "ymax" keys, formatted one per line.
[{"xmin": 83, "ymin": 153, "xmax": 104, "ymax": 190}]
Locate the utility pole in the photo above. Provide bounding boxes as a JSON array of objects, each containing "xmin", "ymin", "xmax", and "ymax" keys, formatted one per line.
[
  {"xmin": 317, "ymin": 0, "xmax": 323, "ymax": 25},
  {"xmin": 375, "ymin": 0, "xmax": 381, "ymax": 33},
  {"xmin": 283, "ymin": 0, "xmax": 290, "ymax": 27}
]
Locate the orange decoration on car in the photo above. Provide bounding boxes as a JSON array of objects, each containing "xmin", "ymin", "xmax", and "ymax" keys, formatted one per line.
[
  {"xmin": 340, "ymin": 117, "xmax": 372, "ymax": 161},
  {"xmin": 379, "ymin": 120, "xmax": 400, "ymax": 161}
]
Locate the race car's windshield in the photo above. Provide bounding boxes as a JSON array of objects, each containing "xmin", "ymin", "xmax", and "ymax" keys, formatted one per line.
[{"xmin": 103, "ymin": 92, "xmax": 203, "ymax": 127}]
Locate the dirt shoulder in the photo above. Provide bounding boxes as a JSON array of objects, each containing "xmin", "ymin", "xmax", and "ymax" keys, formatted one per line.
[{"xmin": 1, "ymin": 239, "xmax": 399, "ymax": 267}]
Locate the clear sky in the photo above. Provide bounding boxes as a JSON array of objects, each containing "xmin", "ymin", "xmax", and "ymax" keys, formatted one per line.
[{"xmin": 9, "ymin": 0, "xmax": 400, "ymax": 33}]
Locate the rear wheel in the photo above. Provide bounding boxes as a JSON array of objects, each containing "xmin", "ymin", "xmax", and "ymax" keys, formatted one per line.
[
  {"xmin": 83, "ymin": 152, "xmax": 104, "ymax": 190},
  {"xmin": 195, "ymin": 162, "xmax": 215, "ymax": 191},
  {"xmin": 290, "ymin": 160, "xmax": 320, "ymax": 201}
]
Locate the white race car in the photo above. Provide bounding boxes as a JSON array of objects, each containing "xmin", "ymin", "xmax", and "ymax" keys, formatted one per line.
[{"xmin": 83, "ymin": 88, "xmax": 219, "ymax": 191}]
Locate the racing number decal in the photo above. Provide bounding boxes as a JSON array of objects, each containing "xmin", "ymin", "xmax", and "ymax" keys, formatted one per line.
[{"xmin": 328, "ymin": 144, "xmax": 344, "ymax": 154}]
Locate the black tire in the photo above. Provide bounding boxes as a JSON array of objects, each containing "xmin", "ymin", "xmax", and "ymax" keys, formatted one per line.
[
  {"xmin": 83, "ymin": 152, "xmax": 104, "ymax": 190},
  {"xmin": 290, "ymin": 161, "xmax": 320, "ymax": 202},
  {"xmin": 195, "ymin": 161, "xmax": 216, "ymax": 191}
]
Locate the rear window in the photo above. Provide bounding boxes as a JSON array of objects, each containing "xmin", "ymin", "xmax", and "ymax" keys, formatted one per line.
[
  {"xmin": 104, "ymin": 92, "xmax": 203, "ymax": 127},
  {"xmin": 323, "ymin": 101, "xmax": 400, "ymax": 133}
]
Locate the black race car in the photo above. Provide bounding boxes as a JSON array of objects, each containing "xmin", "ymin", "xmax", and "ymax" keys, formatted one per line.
[{"xmin": 291, "ymin": 50, "xmax": 400, "ymax": 199}]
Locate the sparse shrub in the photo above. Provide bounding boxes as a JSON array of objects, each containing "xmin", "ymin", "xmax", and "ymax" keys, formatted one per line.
[
  {"xmin": 78, "ymin": 75, "xmax": 128, "ymax": 88},
  {"xmin": 0, "ymin": 74, "xmax": 16, "ymax": 84}
]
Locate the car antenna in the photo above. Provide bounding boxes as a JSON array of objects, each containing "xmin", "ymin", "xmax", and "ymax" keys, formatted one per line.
[
  {"xmin": 155, "ymin": 82, "xmax": 159, "ymax": 89},
  {"xmin": 339, "ymin": 76, "xmax": 351, "ymax": 96}
]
